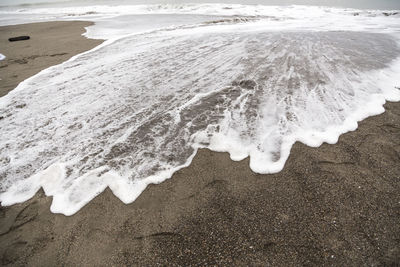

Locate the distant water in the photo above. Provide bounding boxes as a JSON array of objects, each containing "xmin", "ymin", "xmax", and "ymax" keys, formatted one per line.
[
  {"xmin": 0, "ymin": 3, "xmax": 399, "ymax": 215},
  {"xmin": 1, "ymin": 0, "xmax": 400, "ymax": 10}
]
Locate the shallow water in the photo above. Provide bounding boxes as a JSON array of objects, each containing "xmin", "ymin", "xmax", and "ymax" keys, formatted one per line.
[{"xmin": 0, "ymin": 4, "xmax": 400, "ymax": 215}]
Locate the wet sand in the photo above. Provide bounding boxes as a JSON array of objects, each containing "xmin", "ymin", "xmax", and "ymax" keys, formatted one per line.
[
  {"xmin": 0, "ymin": 21, "xmax": 102, "ymax": 97},
  {"xmin": 0, "ymin": 21, "xmax": 399, "ymax": 266}
]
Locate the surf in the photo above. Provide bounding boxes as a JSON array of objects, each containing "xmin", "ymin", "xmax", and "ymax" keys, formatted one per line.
[{"xmin": 0, "ymin": 4, "xmax": 399, "ymax": 215}]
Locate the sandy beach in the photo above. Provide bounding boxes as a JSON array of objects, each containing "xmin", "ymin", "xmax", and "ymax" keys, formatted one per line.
[
  {"xmin": 0, "ymin": 21, "xmax": 102, "ymax": 97},
  {"xmin": 0, "ymin": 21, "xmax": 399, "ymax": 266}
]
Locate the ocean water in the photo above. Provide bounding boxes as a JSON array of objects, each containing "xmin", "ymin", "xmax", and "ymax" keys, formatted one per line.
[
  {"xmin": 0, "ymin": 3, "xmax": 399, "ymax": 215},
  {"xmin": 1, "ymin": 0, "xmax": 400, "ymax": 10}
]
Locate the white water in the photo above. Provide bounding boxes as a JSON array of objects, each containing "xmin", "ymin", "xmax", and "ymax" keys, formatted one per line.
[{"xmin": 0, "ymin": 4, "xmax": 399, "ymax": 215}]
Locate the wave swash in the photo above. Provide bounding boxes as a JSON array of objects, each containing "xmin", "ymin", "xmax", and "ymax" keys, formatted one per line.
[{"xmin": 1, "ymin": 4, "xmax": 400, "ymax": 215}]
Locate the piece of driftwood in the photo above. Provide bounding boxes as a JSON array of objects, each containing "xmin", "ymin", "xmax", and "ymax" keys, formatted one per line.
[{"xmin": 8, "ymin": 36, "xmax": 30, "ymax": 42}]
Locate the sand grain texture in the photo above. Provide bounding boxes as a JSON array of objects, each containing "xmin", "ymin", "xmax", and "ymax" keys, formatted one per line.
[{"xmin": 0, "ymin": 21, "xmax": 399, "ymax": 266}]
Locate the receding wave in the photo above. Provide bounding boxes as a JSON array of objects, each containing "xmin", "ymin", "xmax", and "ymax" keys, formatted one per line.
[{"xmin": 1, "ymin": 22, "xmax": 399, "ymax": 215}]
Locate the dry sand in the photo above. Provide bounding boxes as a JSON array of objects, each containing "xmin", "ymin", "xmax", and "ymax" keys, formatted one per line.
[{"xmin": 0, "ymin": 21, "xmax": 399, "ymax": 266}]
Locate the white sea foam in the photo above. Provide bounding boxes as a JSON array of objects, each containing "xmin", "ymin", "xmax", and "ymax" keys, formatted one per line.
[
  {"xmin": 0, "ymin": 4, "xmax": 400, "ymax": 215},
  {"xmin": 0, "ymin": 4, "xmax": 399, "ymax": 39}
]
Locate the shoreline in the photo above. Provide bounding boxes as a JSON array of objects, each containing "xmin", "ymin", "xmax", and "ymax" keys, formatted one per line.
[
  {"xmin": 0, "ymin": 21, "xmax": 399, "ymax": 266},
  {"xmin": 0, "ymin": 21, "xmax": 103, "ymax": 97}
]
